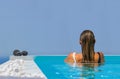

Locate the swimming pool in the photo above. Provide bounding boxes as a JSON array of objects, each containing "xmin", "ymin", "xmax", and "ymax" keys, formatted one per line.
[{"xmin": 34, "ymin": 56, "xmax": 120, "ymax": 79}]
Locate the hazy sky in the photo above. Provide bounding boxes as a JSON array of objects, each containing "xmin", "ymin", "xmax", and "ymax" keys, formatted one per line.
[{"xmin": 0, "ymin": 0, "xmax": 120, "ymax": 56}]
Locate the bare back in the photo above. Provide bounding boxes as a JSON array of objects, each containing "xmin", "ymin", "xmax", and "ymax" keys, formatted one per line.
[{"xmin": 64, "ymin": 52, "xmax": 104, "ymax": 63}]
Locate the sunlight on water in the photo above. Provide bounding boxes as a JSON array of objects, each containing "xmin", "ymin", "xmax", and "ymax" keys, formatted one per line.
[{"xmin": 34, "ymin": 56, "xmax": 120, "ymax": 79}]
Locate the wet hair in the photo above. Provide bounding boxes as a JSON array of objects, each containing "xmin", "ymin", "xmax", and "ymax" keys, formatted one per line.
[{"xmin": 80, "ymin": 30, "xmax": 95, "ymax": 63}]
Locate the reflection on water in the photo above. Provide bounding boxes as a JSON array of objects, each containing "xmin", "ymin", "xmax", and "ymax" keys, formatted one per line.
[
  {"xmin": 72, "ymin": 63, "xmax": 103, "ymax": 79},
  {"xmin": 35, "ymin": 56, "xmax": 120, "ymax": 79},
  {"xmin": 53, "ymin": 63, "xmax": 104, "ymax": 79},
  {"xmin": 78, "ymin": 63, "xmax": 103, "ymax": 79}
]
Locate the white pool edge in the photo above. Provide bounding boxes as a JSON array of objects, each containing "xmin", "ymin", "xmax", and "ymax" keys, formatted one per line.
[{"xmin": 0, "ymin": 56, "xmax": 47, "ymax": 79}]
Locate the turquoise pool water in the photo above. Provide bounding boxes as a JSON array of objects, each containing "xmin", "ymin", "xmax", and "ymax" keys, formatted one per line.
[{"xmin": 34, "ymin": 56, "xmax": 120, "ymax": 79}]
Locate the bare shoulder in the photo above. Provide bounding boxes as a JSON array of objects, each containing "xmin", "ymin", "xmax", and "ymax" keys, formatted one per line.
[
  {"xmin": 99, "ymin": 52, "xmax": 104, "ymax": 62},
  {"xmin": 95, "ymin": 51, "xmax": 104, "ymax": 63},
  {"xmin": 64, "ymin": 52, "xmax": 83, "ymax": 63},
  {"xmin": 76, "ymin": 53, "xmax": 82, "ymax": 58},
  {"xmin": 99, "ymin": 52, "xmax": 104, "ymax": 56},
  {"xmin": 76, "ymin": 53, "xmax": 82, "ymax": 63},
  {"xmin": 64, "ymin": 52, "xmax": 74, "ymax": 63}
]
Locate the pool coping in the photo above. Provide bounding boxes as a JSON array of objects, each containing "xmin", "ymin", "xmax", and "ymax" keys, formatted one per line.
[{"xmin": 0, "ymin": 56, "xmax": 47, "ymax": 79}]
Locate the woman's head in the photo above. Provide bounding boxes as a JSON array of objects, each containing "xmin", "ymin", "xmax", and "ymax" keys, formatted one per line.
[{"xmin": 80, "ymin": 30, "xmax": 95, "ymax": 63}]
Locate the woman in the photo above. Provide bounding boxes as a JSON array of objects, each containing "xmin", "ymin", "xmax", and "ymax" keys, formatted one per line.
[{"xmin": 65, "ymin": 30, "xmax": 104, "ymax": 64}]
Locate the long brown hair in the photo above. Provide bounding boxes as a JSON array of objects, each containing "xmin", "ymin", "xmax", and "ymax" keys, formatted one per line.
[{"xmin": 80, "ymin": 30, "xmax": 95, "ymax": 63}]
